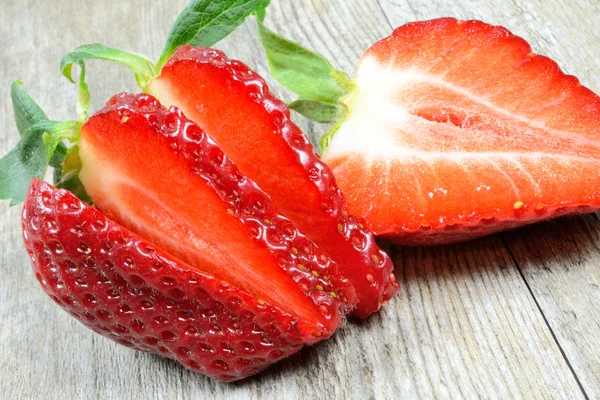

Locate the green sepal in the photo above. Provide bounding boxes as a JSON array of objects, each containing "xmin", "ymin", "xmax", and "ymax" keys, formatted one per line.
[
  {"xmin": 28, "ymin": 121, "xmax": 80, "ymax": 162},
  {"xmin": 75, "ymin": 62, "xmax": 91, "ymax": 121},
  {"xmin": 11, "ymin": 81, "xmax": 69, "ymax": 167},
  {"xmin": 288, "ymin": 99, "xmax": 346, "ymax": 123},
  {"xmin": 56, "ymin": 144, "xmax": 91, "ymax": 204},
  {"xmin": 0, "ymin": 117, "xmax": 79, "ymax": 205},
  {"xmin": 2, "ymin": 84, "xmax": 82, "ymax": 205},
  {"xmin": 257, "ymin": 19, "xmax": 353, "ymax": 104},
  {"xmin": 60, "ymin": 44, "xmax": 157, "ymax": 91},
  {"xmin": 0, "ymin": 129, "xmax": 48, "ymax": 206},
  {"xmin": 49, "ymin": 143, "xmax": 67, "ymax": 169},
  {"xmin": 11, "ymin": 81, "xmax": 48, "ymax": 136},
  {"xmin": 319, "ymin": 121, "xmax": 344, "ymax": 152},
  {"xmin": 255, "ymin": 0, "xmax": 270, "ymax": 22},
  {"xmin": 157, "ymin": 0, "xmax": 260, "ymax": 70}
]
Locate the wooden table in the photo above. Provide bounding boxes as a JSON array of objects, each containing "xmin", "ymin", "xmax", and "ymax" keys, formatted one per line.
[{"xmin": 1, "ymin": 0, "xmax": 599, "ymax": 398}]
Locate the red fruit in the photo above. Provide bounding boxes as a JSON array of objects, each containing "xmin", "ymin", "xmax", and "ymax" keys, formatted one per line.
[
  {"xmin": 320, "ymin": 18, "xmax": 600, "ymax": 245},
  {"xmin": 79, "ymin": 93, "xmax": 355, "ymax": 329},
  {"xmin": 22, "ymin": 93, "xmax": 360, "ymax": 381},
  {"xmin": 79, "ymin": 94, "xmax": 356, "ymax": 332},
  {"xmin": 24, "ymin": 179, "xmax": 305, "ymax": 381},
  {"xmin": 148, "ymin": 46, "xmax": 399, "ymax": 317}
]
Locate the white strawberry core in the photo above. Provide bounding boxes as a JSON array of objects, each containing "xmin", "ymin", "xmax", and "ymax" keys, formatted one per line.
[{"xmin": 325, "ymin": 56, "xmax": 600, "ymax": 164}]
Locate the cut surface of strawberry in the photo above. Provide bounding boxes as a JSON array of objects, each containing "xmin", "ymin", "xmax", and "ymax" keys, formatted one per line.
[
  {"xmin": 23, "ymin": 179, "xmax": 310, "ymax": 381},
  {"xmin": 78, "ymin": 93, "xmax": 356, "ymax": 335},
  {"xmin": 148, "ymin": 47, "xmax": 399, "ymax": 317},
  {"xmin": 321, "ymin": 18, "xmax": 600, "ymax": 245}
]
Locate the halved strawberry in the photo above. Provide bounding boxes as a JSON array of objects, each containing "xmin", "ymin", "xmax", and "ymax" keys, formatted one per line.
[
  {"xmin": 147, "ymin": 46, "xmax": 399, "ymax": 316},
  {"xmin": 323, "ymin": 18, "xmax": 600, "ymax": 245},
  {"xmin": 258, "ymin": 18, "xmax": 600, "ymax": 245},
  {"xmin": 24, "ymin": 179, "xmax": 306, "ymax": 381}
]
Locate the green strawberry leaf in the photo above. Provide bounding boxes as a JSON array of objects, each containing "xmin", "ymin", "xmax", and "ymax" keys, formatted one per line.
[
  {"xmin": 49, "ymin": 142, "xmax": 68, "ymax": 169},
  {"xmin": 30, "ymin": 121, "xmax": 81, "ymax": 163},
  {"xmin": 1, "ymin": 88, "xmax": 80, "ymax": 205},
  {"xmin": 320, "ymin": 121, "xmax": 343, "ymax": 151},
  {"xmin": 11, "ymin": 81, "xmax": 48, "ymax": 136},
  {"xmin": 0, "ymin": 129, "xmax": 48, "ymax": 206},
  {"xmin": 157, "ymin": 0, "xmax": 259, "ymax": 70},
  {"xmin": 288, "ymin": 99, "xmax": 346, "ymax": 123},
  {"xmin": 255, "ymin": 0, "xmax": 270, "ymax": 22},
  {"xmin": 56, "ymin": 144, "xmax": 91, "ymax": 204},
  {"xmin": 257, "ymin": 19, "xmax": 353, "ymax": 104},
  {"xmin": 60, "ymin": 44, "xmax": 157, "ymax": 90},
  {"xmin": 11, "ymin": 81, "xmax": 69, "ymax": 167}
]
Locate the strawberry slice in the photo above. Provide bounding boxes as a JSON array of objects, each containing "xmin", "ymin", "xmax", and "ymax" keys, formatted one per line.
[
  {"xmin": 24, "ymin": 179, "xmax": 313, "ymax": 381},
  {"xmin": 319, "ymin": 18, "xmax": 600, "ymax": 245},
  {"xmin": 147, "ymin": 46, "xmax": 399, "ymax": 316}
]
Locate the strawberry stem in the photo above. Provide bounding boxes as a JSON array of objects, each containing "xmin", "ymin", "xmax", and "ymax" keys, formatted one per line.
[{"xmin": 60, "ymin": 44, "xmax": 158, "ymax": 92}]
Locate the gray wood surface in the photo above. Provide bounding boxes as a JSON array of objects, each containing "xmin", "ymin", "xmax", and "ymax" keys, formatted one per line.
[{"xmin": 1, "ymin": 0, "xmax": 599, "ymax": 399}]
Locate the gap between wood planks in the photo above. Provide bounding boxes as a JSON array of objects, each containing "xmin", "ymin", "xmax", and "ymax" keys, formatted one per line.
[{"xmin": 500, "ymin": 236, "xmax": 590, "ymax": 400}]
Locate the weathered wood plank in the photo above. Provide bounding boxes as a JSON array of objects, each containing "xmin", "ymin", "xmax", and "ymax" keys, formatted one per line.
[
  {"xmin": 0, "ymin": 0, "xmax": 597, "ymax": 399},
  {"xmin": 503, "ymin": 216, "xmax": 600, "ymax": 396},
  {"xmin": 377, "ymin": 0, "xmax": 600, "ymax": 396}
]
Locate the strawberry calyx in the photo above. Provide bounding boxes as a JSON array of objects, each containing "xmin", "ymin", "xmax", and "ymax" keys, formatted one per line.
[{"xmin": 57, "ymin": 1, "xmax": 352, "ymax": 151}]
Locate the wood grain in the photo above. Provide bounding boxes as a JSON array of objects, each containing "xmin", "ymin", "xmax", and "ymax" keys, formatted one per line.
[{"xmin": 0, "ymin": 0, "xmax": 598, "ymax": 399}]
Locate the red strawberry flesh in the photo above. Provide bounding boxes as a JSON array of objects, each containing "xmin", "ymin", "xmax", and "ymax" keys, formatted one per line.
[
  {"xmin": 23, "ymin": 178, "xmax": 310, "ymax": 381},
  {"xmin": 322, "ymin": 18, "xmax": 600, "ymax": 245},
  {"xmin": 78, "ymin": 93, "xmax": 355, "ymax": 334},
  {"xmin": 148, "ymin": 47, "xmax": 399, "ymax": 316}
]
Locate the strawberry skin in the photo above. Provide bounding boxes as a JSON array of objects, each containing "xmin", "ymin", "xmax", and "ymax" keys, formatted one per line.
[
  {"xmin": 322, "ymin": 18, "xmax": 600, "ymax": 245},
  {"xmin": 23, "ymin": 179, "xmax": 304, "ymax": 381},
  {"xmin": 148, "ymin": 46, "xmax": 399, "ymax": 317}
]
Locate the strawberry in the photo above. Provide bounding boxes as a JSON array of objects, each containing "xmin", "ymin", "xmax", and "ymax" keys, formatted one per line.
[
  {"xmin": 2, "ymin": 0, "xmax": 399, "ymax": 381},
  {"xmin": 21, "ymin": 92, "xmax": 357, "ymax": 381},
  {"xmin": 146, "ymin": 46, "xmax": 398, "ymax": 317},
  {"xmin": 80, "ymin": 92, "xmax": 356, "ymax": 326},
  {"xmin": 257, "ymin": 17, "xmax": 600, "ymax": 245},
  {"xmin": 60, "ymin": 24, "xmax": 400, "ymax": 315},
  {"xmin": 25, "ymin": 179, "xmax": 304, "ymax": 381}
]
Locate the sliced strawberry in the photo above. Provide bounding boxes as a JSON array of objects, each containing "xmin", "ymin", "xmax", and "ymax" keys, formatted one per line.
[
  {"xmin": 320, "ymin": 18, "xmax": 600, "ymax": 245},
  {"xmin": 24, "ymin": 92, "xmax": 360, "ymax": 379},
  {"xmin": 147, "ymin": 47, "xmax": 399, "ymax": 317},
  {"xmin": 24, "ymin": 179, "xmax": 306, "ymax": 381},
  {"xmin": 78, "ymin": 93, "xmax": 355, "ymax": 334}
]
